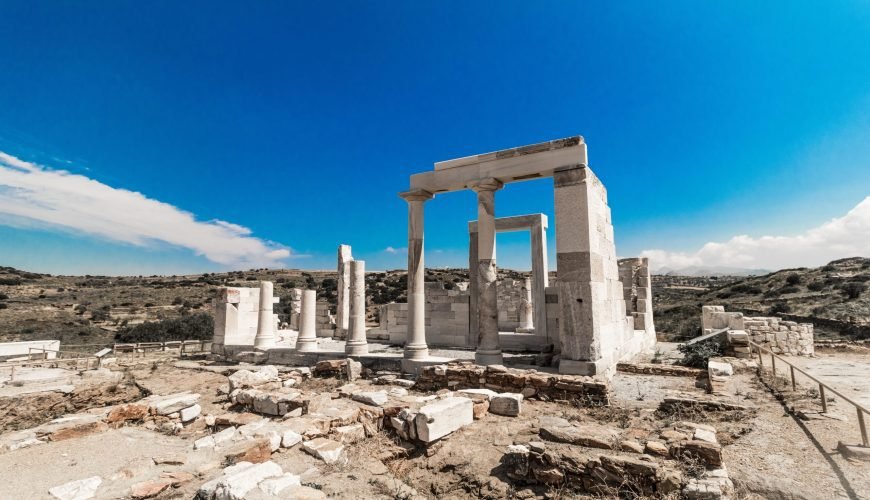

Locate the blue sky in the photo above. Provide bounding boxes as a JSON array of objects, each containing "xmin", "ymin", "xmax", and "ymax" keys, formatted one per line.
[{"xmin": 1, "ymin": 1, "xmax": 869, "ymax": 275}]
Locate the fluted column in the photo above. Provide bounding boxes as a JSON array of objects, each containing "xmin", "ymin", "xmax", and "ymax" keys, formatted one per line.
[
  {"xmin": 345, "ymin": 260, "xmax": 368, "ymax": 355},
  {"xmin": 472, "ymin": 178, "xmax": 504, "ymax": 365},
  {"xmin": 295, "ymin": 289, "xmax": 318, "ymax": 352},
  {"xmin": 399, "ymin": 188, "xmax": 434, "ymax": 360},
  {"xmin": 253, "ymin": 281, "xmax": 276, "ymax": 349}
]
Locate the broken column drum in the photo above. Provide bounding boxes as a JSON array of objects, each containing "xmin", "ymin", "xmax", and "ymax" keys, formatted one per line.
[
  {"xmin": 335, "ymin": 244, "xmax": 353, "ymax": 339},
  {"xmin": 295, "ymin": 289, "xmax": 318, "ymax": 352},
  {"xmin": 345, "ymin": 260, "xmax": 368, "ymax": 355}
]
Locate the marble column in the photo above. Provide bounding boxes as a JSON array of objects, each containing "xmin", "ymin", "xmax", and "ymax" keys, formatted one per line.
[
  {"xmin": 472, "ymin": 178, "xmax": 504, "ymax": 365},
  {"xmin": 530, "ymin": 216, "xmax": 549, "ymax": 342},
  {"xmin": 295, "ymin": 289, "xmax": 318, "ymax": 352},
  {"xmin": 345, "ymin": 260, "xmax": 368, "ymax": 355},
  {"xmin": 518, "ymin": 277, "xmax": 534, "ymax": 332},
  {"xmin": 400, "ymin": 188, "xmax": 434, "ymax": 360},
  {"xmin": 253, "ymin": 281, "xmax": 276, "ymax": 349},
  {"xmin": 335, "ymin": 244, "xmax": 353, "ymax": 339}
]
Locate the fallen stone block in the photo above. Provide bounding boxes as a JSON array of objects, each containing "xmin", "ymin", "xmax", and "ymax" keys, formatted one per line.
[
  {"xmin": 195, "ymin": 426, "xmax": 237, "ymax": 450},
  {"xmin": 281, "ymin": 429, "xmax": 302, "ymax": 448},
  {"xmin": 48, "ymin": 421, "xmax": 109, "ymax": 442},
  {"xmin": 415, "ymin": 396, "xmax": 473, "ymax": 443},
  {"xmin": 258, "ymin": 473, "xmax": 302, "ymax": 495},
  {"xmin": 106, "ymin": 404, "xmax": 149, "ymax": 424},
  {"xmin": 215, "ymin": 412, "xmax": 262, "ymax": 427},
  {"xmin": 130, "ymin": 479, "xmax": 172, "ymax": 499},
  {"xmin": 707, "ymin": 360, "xmax": 733, "ymax": 377},
  {"xmin": 456, "ymin": 388, "xmax": 498, "ymax": 401},
  {"xmin": 148, "ymin": 393, "xmax": 201, "ymax": 416},
  {"xmin": 333, "ymin": 423, "xmax": 366, "ymax": 444},
  {"xmin": 351, "ymin": 391, "xmax": 389, "ymax": 407},
  {"xmin": 302, "ymin": 438, "xmax": 345, "ymax": 463},
  {"xmin": 644, "ymin": 441, "xmax": 669, "ymax": 456},
  {"xmin": 180, "ymin": 404, "xmax": 202, "ymax": 423},
  {"xmin": 228, "ymin": 366, "xmax": 279, "ymax": 392},
  {"xmin": 670, "ymin": 439, "xmax": 723, "ymax": 467},
  {"xmin": 204, "ymin": 460, "xmax": 283, "ymax": 500},
  {"xmin": 489, "ymin": 393, "xmax": 523, "ymax": 417},
  {"xmin": 48, "ymin": 476, "xmax": 102, "ymax": 500},
  {"xmin": 344, "ymin": 358, "xmax": 362, "ymax": 381},
  {"xmin": 539, "ymin": 422, "xmax": 619, "ymax": 450},
  {"xmin": 225, "ymin": 439, "xmax": 273, "ymax": 465}
]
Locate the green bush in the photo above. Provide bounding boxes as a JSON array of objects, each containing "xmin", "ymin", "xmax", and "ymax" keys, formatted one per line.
[
  {"xmin": 114, "ymin": 312, "xmax": 213, "ymax": 343},
  {"xmin": 841, "ymin": 282, "xmax": 867, "ymax": 300},
  {"xmin": 807, "ymin": 281, "xmax": 826, "ymax": 292},
  {"xmin": 779, "ymin": 285, "xmax": 800, "ymax": 294},
  {"xmin": 677, "ymin": 339, "xmax": 724, "ymax": 368},
  {"xmin": 768, "ymin": 302, "xmax": 792, "ymax": 315},
  {"xmin": 785, "ymin": 273, "xmax": 802, "ymax": 285}
]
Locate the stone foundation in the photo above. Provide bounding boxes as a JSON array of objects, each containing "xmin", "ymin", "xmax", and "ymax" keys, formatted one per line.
[{"xmin": 414, "ymin": 362, "xmax": 610, "ymax": 406}]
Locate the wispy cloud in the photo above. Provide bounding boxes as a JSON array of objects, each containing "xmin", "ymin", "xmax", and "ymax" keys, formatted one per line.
[
  {"xmin": 0, "ymin": 151, "xmax": 291, "ymax": 268},
  {"xmin": 384, "ymin": 246, "xmax": 407, "ymax": 255},
  {"xmin": 642, "ymin": 196, "xmax": 870, "ymax": 271}
]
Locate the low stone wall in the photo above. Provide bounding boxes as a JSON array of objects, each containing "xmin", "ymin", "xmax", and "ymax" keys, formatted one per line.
[
  {"xmin": 743, "ymin": 317, "xmax": 814, "ymax": 356},
  {"xmin": 701, "ymin": 305, "xmax": 814, "ymax": 356},
  {"xmin": 414, "ymin": 362, "xmax": 610, "ymax": 406}
]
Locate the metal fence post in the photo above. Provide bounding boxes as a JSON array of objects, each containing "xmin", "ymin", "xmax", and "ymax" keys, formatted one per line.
[
  {"xmin": 790, "ymin": 366, "xmax": 796, "ymax": 391},
  {"xmin": 819, "ymin": 384, "xmax": 828, "ymax": 413},
  {"xmin": 858, "ymin": 409, "xmax": 869, "ymax": 447}
]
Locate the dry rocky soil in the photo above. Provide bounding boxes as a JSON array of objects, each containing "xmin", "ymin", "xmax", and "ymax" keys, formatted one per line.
[{"xmin": 1, "ymin": 349, "xmax": 869, "ymax": 500}]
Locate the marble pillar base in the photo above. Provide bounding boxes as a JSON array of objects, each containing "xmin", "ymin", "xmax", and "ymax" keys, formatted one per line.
[
  {"xmin": 345, "ymin": 340, "xmax": 368, "ymax": 355},
  {"xmin": 558, "ymin": 357, "xmax": 613, "ymax": 377},
  {"xmin": 404, "ymin": 344, "xmax": 429, "ymax": 360},
  {"xmin": 475, "ymin": 349, "xmax": 503, "ymax": 366},
  {"xmin": 295, "ymin": 339, "xmax": 318, "ymax": 353}
]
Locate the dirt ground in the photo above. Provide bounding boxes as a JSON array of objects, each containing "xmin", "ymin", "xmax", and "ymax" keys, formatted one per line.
[{"xmin": 1, "ymin": 351, "xmax": 869, "ymax": 500}]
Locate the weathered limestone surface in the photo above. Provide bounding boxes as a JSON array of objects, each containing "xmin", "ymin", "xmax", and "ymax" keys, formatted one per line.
[
  {"xmin": 335, "ymin": 244, "xmax": 354, "ymax": 339},
  {"xmin": 414, "ymin": 396, "xmax": 473, "ymax": 443},
  {"xmin": 472, "ymin": 178, "xmax": 504, "ymax": 366},
  {"xmin": 345, "ymin": 260, "xmax": 368, "ymax": 355}
]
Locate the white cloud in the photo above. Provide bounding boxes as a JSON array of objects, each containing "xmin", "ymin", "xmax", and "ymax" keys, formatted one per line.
[
  {"xmin": 384, "ymin": 246, "xmax": 407, "ymax": 254},
  {"xmin": 642, "ymin": 196, "xmax": 870, "ymax": 272},
  {"xmin": 0, "ymin": 151, "xmax": 291, "ymax": 268}
]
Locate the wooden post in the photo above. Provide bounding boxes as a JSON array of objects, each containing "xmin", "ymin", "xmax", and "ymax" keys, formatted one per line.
[
  {"xmin": 757, "ymin": 347, "xmax": 763, "ymax": 367},
  {"xmin": 858, "ymin": 409, "xmax": 869, "ymax": 447},
  {"xmin": 819, "ymin": 384, "xmax": 828, "ymax": 413},
  {"xmin": 790, "ymin": 366, "xmax": 796, "ymax": 391},
  {"xmin": 771, "ymin": 354, "xmax": 776, "ymax": 376},
  {"xmin": 10, "ymin": 365, "xmax": 14, "ymax": 382}
]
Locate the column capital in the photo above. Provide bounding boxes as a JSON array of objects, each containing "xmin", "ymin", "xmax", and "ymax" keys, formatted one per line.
[
  {"xmin": 399, "ymin": 188, "xmax": 434, "ymax": 202},
  {"xmin": 470, "ymin": 178, "xmax": 504, "ymax": 193}
]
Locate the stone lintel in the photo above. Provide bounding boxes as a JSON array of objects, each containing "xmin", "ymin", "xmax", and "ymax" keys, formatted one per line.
[
  {"xmin": 468, "ymin": 213, "xmax": 548, "ymax": 234},
  {"xmin": 410, "ymin": 137, "xmax": 587, "ymax": 194}
]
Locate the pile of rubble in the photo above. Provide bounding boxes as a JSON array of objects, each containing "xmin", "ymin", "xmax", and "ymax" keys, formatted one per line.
[{"xmin": 502, "ymin": 417, "xmax": 734, "ymax": 499}]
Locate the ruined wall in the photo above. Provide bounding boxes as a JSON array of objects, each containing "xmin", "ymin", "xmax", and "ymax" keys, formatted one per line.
[
  {"xmin": 377, "ymin": 280, "xmax": 533, "ymax": 348},
  {"xmin": 744, "ymin": 317, "xmax": 814, "ymax": 356},
  {"xmin": 212, "ymin": 286, "xmax": 280, "ymax": 354},
  {"xmin": 702, "ymin": 305, "xmax": 814, "ymax": 356}
]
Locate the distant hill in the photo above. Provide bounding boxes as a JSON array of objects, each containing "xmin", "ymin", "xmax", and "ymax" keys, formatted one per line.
[
  {"xmin": 656, "ymin": 265, "xmax": 771, "ymax": 277},
  {"xmin": 653, "ymin": 257, "xmax": 870, "ymax": 341}
]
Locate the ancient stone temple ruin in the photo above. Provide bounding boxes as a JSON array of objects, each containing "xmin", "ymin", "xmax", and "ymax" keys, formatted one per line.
[{"xmin": 211, "ymin": 136, "xmax": 657, "ymax": 376}]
